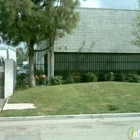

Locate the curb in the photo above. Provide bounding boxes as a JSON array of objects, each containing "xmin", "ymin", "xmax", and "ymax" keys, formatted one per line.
[{"xmin": 0, "ymin": 113, "xmax": 140, "ymax": 122}]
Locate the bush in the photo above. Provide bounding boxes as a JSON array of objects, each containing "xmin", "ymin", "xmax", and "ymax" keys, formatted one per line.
[
  {"xmin": 119, "ymin": 73, "xmax": 126, "ymax": 82},
  {"xmin": 34, "ymin": 69, "xmax": 43, "ymax": 76},
  {"xmin": 51, "ymin": 76, "xmax": 64, "ymax": 85},
  {"xmin": 35, "ymin": 74, "xmax": 47, "ymax": 85},
  {"xmin": 121, "ymin": 73, "xmax": 140, "ymax": 83},
  {"xmin": 82, "ymin": 72, "xmax": 98, "ymax": 82},
  {"xmin": 104, "ymin": 72, "xmax": 115, "ymax": 81},
  {"xmin": 16, "ymin": 74, "xmax": 28, "ymax": 87},
  {"xmin": 65, "ymin": 74, "xmax": 75, "ymax": 84}
]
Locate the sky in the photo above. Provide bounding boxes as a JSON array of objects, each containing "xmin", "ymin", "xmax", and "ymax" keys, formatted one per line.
[
  {"xmin": 80, "ymin": 0, "xmax": 139, "ymax": 10},
  {"xmin": 0, "ymin": 0, "xmax": 139, "ymax": 49}
]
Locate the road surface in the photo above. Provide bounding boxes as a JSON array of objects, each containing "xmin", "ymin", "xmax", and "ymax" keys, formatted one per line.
[{"xmin": 0, "ymin": 117, "xmax": 140, "ymax": 140}]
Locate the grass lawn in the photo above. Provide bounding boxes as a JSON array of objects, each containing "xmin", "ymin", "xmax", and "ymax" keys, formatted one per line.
[{"xmin": 1, "ymin": 82, "xmax": 140, "ymax": 117}]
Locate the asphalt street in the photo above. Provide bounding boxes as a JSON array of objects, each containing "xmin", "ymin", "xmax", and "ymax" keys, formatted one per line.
[{"xmin": 0, "ymin": 116, "xmax": 140, "ymax": 140}]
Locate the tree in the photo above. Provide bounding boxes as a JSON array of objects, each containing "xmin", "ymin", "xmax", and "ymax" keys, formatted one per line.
[
  {"xmin": 0, "ymin": 0, "xmax": 80, "ymax": 87},
  {"xmin": 132, "ymin": 0, "xmax": 140, "ymax": 46},
  {"xmin": 132, "ymin": 6, "xmax": 140, "ymax": 47},
  {"xmin": 16, "ymin": 47, "xmax": 28, "ymax": 64}
]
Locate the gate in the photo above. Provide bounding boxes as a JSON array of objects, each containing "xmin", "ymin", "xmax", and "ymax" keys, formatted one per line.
[{"xmin": 0, "ymin": 57, "xmax": 4, "ymax": 98}]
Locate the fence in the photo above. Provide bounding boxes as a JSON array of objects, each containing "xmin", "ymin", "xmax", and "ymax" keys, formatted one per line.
[
  {"xmin": 20, "ymin": 52, "xmax": 140, "ymax": 83},
  {"xmin": 42, "ymin": 52, "xmax": 140, "ymax": 82},
  {"xmin": 53, "ymin": 52, "xmax": 140, "ymax": 71},
  {"xmin": 0, "ymin": 67, "xmax": 4, "ymax": 98},
  {"xmin": 0, "ymin": 57, "xmax": 4, "ymax": 98}
]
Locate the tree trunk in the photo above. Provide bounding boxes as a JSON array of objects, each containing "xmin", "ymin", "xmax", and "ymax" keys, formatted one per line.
[{"xmin": 29, "ymin": 44, "xmax": 35, "ymax": 87}]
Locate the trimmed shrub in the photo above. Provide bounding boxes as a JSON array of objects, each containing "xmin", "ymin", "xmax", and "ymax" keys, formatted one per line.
[
  {"xmin": 16, "ymin": 74, "xmax": 28, "ymax": 87},
  {"xmin": 35, "ymin": 74, "xmax": 47, "ymax": 85},
  {"xmin": 104, "ymin": 72, "xmax": 115, "ymax": 81},
  {"xmin": 121, "ymin": 73, "xmax": 140, "ymax": 83},
  {"xmin": 82, "ymin": 72, "xmax": 98, "ymax": 82},
  {"xmin": 51, "ymin": 76, "xmax": 64, "ymax": 85},
  {"xmin": 120, "ymin": 73, "xmax": 127, "ymax": 82},
  {"xmin": 65, "ymin": 74, "xmax": 75, "ymax": 84}
]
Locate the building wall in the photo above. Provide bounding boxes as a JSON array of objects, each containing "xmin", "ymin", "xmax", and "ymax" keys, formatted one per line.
[
  {"xmin": 8, "ymin": 48, "xmax": 17, "ymax": 63},
  {"xmin": 35, "ymin": 40, "xmax": 49, "ymax": 71},
  {"xmin": 0, "ymin": 47, "xmax": 16, "ymax": 62},
  {"xmin": 54, "ymin": 8, "xmax": 140, "ymax": 53},
  {"xmin": 37, "ymin": 8, "xmax": 140, "ymax": 73}
]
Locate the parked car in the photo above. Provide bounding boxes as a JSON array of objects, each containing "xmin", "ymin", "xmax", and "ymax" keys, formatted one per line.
[{"xmin": 17, "ymin": 64, "xmax": 29, "ymax": 75}]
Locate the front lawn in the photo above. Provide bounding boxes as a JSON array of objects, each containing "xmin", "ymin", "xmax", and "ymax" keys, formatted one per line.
[{"xmin": 1, "ymin": 82, "xmax": 140, "ymax": 117}]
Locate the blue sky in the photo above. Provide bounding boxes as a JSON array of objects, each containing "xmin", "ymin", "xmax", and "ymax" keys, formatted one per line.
[{"xmin": 80, "ymin": 0, "xmax": 139, "ymax": 10}]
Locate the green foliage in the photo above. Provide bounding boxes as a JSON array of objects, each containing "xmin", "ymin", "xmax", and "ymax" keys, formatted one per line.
[
  {"xmin": 104, "ymin": 72, "xmax": 115, "ymax": 81},
  {"xmin": 34, "ymin": 69, "xmax": 44, "ymax": 76},
  {"xmin": 35, "ymin": 74, "xmax": 47, "ymax": 85},
  {"xmin": 120, "ymin": 73, "xmax": 140, "ymax": 83},
  {"xmin": 16, "ymin": 74, "xmax": 28, "ymax": 87},
  {"xmin": 132, "ymin": 9, "xmax": 140, "ymax": 47},
  {"xmin": 51, "ymin": 76, "xmax": 64, "ymax": 85},
  {"xmin": 120, "ymin": 73, "xmax": 127, "ymax": 82},
  {"xmin": 51, "ymin": 74, "xmax": 75, "ymax": 85},
  {"xmin": 34, "ymin": 69, "xmax": 47, "ymax": 85},
  {"xmin": 82, "ymin": 72, "xmax": 98, "ymax": 82},
  {"xmin": 0, "ymin": 0, "xmax": 80, "ymax": 45},
  {"xmin": 64, "ymin": 74, "xmax": 75, "ymax": 84},
  {"xmin": 16, "ymin": 47, "xmax": 28, "ymax": 64},
  {"xmin": 2, "ymin": 82, "xmax": 140, "ymax": 117},
  {"xmin": 0, "ymin": 0, "xmax": 80, "ymax": 87}
]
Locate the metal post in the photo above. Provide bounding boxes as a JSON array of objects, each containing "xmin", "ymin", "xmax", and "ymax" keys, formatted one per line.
[
  {"xmin": 0, "ymin": 66, "xmax": 4, "ymax": 98},
  {"xmin": 47, "ymin": 47, "xmax": 54, "ymax": 85}
]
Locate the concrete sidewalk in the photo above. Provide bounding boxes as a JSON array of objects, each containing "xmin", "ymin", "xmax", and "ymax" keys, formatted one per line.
[
  {"xmin": 0, "ymin": 98, "xmax": 6, "ymax": 113},
  {"xmin": 2, "ymin": 98, "xmax": 36, "ymax": 110},
  {"xmin": 0, "ymin": 98, "xmax": 36, "ymax": 113},
  {"xmin": 3, "ymin": 103, "xmax": 36, "ymax": 110}
]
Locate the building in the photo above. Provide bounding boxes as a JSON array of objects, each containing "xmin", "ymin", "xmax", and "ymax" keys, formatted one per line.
[
  {"xmin": 36, "ymin": 8, "xmax": 140, "ymax": 77},
  {"xmin": 0, "ymin": 47, "xmax": 16, "ymax": 63}
]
